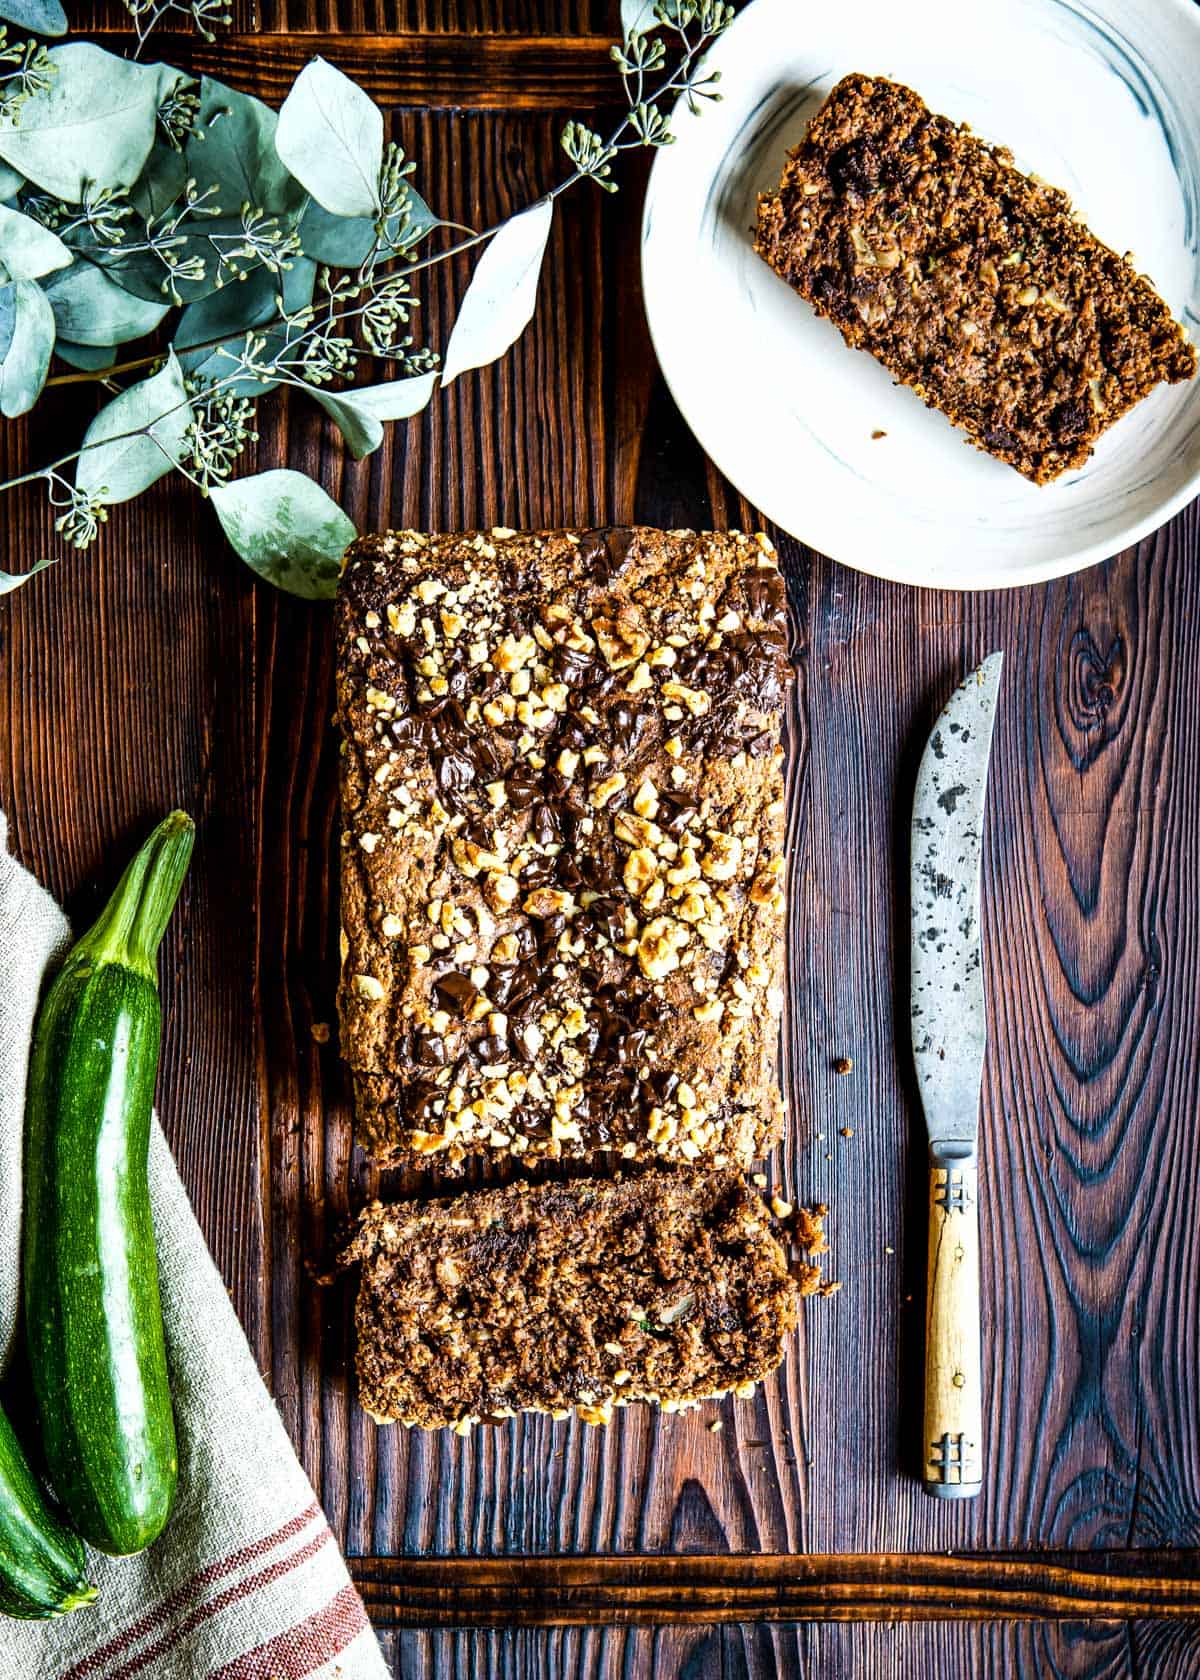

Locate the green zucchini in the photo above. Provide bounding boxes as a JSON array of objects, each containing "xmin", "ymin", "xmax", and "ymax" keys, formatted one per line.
[
  {"xmin": 0, "ymin": 1406, "xmax": 95, "ymax": 1619},
  {"xmin": 24, "ymin": 811, "xmax": 194, "ymax": 1557}
]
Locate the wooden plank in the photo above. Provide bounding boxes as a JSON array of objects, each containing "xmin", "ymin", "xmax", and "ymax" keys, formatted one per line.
[
  {"xmin": 59, "ymin": 31, "xmax": 621, "ymax": 109},
  {"xmin": 253, "ymin": 110, "xmax": 631, "ymax": 1549},
  {"xmin": 351, "ymin": 1549, "xmax": 1200, "ymax": 1626},
  {"xmin": 380, "ymin": 1622, "xmax": 1200, "ymax": 1680},
  {"xmin": 248, "ymin": 1, "xmax": 608, "ymax": 34},
  {"xmin": 766, "ymin": 502, "xmax": 1200, "ymax": 1556},
  {"xmin": 74, "ymin": 0, "xmax": 611, "ymax": 36}
]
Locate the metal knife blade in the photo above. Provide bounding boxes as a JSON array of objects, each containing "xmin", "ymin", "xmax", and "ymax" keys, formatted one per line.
[{"xmin": 910, "ymin": 653, "xmax": 1003, "ymax": 1159}]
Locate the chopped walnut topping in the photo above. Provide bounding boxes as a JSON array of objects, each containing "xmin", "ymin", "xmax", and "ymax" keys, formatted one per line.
[
  {"xmin": 338, "ymin": 525, "xmax": 791, "ymax": 1174},
  {"xmin": 623, "ymin": 848, "xmax": 659, "ymax": 897},
  {"xmin": 633, "ymin": 779, "xmax": 659, "ymax": 819},
  {"xmin": 523, "ymin": 888, "xmax": 576, "ymax": 917},
  {"xmin": 590, "ymin": 772, "xmax": 627, "ymax": 810},
  {"xmin": 594, "ymin": 615, "xmax": 650, "ymax": 671},
  {"xmin": 637, "ymin": 916, "xmax": 689, "ymax": 981}
]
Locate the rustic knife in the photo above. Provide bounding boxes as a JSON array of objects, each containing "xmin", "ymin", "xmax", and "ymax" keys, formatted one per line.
[{"xmin": 911, "ymin": 652, "xmax": 1003, "ymax": 1500}]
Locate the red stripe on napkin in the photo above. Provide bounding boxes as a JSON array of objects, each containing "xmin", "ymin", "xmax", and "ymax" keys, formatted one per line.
[
  {"xmin": 208, "ymin": 1583, "xmax": 371, "ymax": 1680},
  {"xmin": 63, "ymin": 1503, "xmax": 324, "ymax": 1680},
  {"xmin": 103, "ymin": 1523, "xmax": 337, "ymax": 1680}
]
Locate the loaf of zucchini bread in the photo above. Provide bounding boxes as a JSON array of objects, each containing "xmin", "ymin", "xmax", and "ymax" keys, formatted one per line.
[
  {"xmin": 339, "ymin": 1167, "xmax": 799, "ymax": 1428},
  {"xmin": 335, "ymin": 526, "xmax": 791, "ymax": 1172}
]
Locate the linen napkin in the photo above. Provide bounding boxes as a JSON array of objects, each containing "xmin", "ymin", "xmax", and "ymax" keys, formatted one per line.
[{"xmin": 0, "ymin": 815, "xmax": 389, "ymax": 1680}]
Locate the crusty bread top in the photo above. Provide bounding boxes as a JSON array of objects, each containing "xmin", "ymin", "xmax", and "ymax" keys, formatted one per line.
[{"xmin": 335, "ymin": 526, "xmax": 791, "ymax": 1172}]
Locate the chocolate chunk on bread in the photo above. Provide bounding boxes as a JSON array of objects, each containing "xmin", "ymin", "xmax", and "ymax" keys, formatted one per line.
[
  {"xmin": 336, "ymin": 526, "xmax": 790, "ymax": 1171},
  {"xmin": 340, "ymin": 1168, "xmax": 798, "ymax": 1428},
  {"xmin": 755, "ymin": 74, "xmax": 1197, "ymax": 483}
]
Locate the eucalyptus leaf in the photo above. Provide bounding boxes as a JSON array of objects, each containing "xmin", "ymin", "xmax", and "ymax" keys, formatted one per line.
[
  {"xmin": 0, "ymin": 0, "xmax": 65, "ymax": 34},
  {"xmin": 275, "ymin": 57, "xmax": 382, "ymax": 219},
  {"xmin": 0, "ymin": 44, "xmax": 164, "ymax": 200},
  {"xmin": 75, "ymin": 349, "xmax": 192, "ymax": 505},
  {"xmin": 297, "ymin": 187, "xmax": 439, "ymax": 268},
  {"xmin": 0, "ymin": 279, "xmax": 54, "ymax": 417},
  {"xmin": 0, "ymin": 283, "xmax": 15, "ymax": 364},
  {"xmin": 620, "ymin": 0, "xmax": 686, "ymax": 32},
  {"xmin": 311, "ymin": 370, "xmax": 439, "ymax": 458},
  {"xmin": 209, "ymin": 468, "xmax": 356, "ymax": 599},
  {"xmin": 43, "ymin": 261, "xmax": 171, "ymax": 346},
  {"xmin": 440, "ymin": 198, "xmax": 553, "ymax": 387},
  {"xmin": 54, "ymin": 338, "xmax": 118, "ymax": 372},
  {"xmin": 130, "ymin": 143, "xmax": 188, "ymax": 221},
  {"xmin": 146, "ymin": 63, "xmax": 191, "ymax": 108},
  {"xmin": 187, "ymin": 77, "xmax": 304, "ymax": 222},
  {"xmin": 174, "ymin": 257, "xmax": 316, "ymax": 395},
  {"xmin": 338, "ymin": 371, "xmax": 438, "ymax": 422},
  {"xmin": 310, "ymin": 389, "xmax": 382, "ymax": 460},
  {"xmin": 0, "ymin": 203, "xmax": 70, "ymax": 283},
  {"xmin": 0, "ymin": 557, "xmax": 55, "ymax": 594}
]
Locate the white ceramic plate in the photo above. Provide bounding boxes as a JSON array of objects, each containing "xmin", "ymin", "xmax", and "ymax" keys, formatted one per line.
[{"xmin": 640, "ymin": 0, "xmax": 1200, "ymax": 589}]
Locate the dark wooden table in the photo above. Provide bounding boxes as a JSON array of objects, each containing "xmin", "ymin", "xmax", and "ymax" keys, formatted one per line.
[{"xmin": 3, "ymin": 5, "xmax": 1199, "ymax": 1675}]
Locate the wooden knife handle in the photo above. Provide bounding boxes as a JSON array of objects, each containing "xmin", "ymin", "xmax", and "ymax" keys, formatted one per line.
[{"xmin": 923, "ymin": 1161, "xmax": 983, "ymax": 1499}]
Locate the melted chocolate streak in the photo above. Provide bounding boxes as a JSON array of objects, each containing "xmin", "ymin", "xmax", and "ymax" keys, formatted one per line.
[{"xmin": 358, "ymin": 530, "xmax": 789, "ymax": 1141}]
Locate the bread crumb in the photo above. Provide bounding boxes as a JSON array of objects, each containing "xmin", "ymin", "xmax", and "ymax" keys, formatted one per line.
[
  {"xmin": 311, "ymin": 1022, "xmax": 331, "ymax": 1044},
  {"xmin": 793, "ymin": 1203, "xmax": 830, "ymax": 1256},
  {"xmin": 797, "ymin": 1263, "xmax": 823, "ymax": 1296}
]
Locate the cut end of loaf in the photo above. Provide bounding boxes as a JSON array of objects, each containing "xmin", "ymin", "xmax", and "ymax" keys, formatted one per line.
[{"xmin": 340, "ymin": 1168, "xmax": 800, "ymax": 1430}]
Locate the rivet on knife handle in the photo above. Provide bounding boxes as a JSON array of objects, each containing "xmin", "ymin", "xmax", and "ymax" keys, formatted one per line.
[{"xmin": 923, "ymin": 1155, "xmax": 982, "ymax": 1498}]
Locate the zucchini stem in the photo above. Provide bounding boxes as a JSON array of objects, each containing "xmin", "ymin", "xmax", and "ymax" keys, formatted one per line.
[{"xmin": 73, "ymin": 812, "xmax": 195, "ymax": 983}]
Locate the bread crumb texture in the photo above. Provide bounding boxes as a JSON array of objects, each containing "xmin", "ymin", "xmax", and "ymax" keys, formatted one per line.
[
  {"xmin": 340, "ymin": 1168, "xmax": 799, "ymax": 1429},
  {"xmin": 755, "ymin": 74, "xmax": 1196, "ymax": 483}
]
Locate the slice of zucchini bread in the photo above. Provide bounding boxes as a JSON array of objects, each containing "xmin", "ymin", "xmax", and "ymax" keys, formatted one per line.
[
  {"xmin": 755, "ymin": 74, "xmax": 1196, "ymax": 482},
  {"xmin": 339, "ymin": 1167, "xmax": 799, "ymax": 1429},
  {"xmin": 335, "ymin": 526, "xmax": 791, "ymax": 1172}
]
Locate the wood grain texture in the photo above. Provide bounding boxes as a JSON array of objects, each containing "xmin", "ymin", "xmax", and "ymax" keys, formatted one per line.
[
  {"xmin": 351, "ymin": 1549, "xmax": 1200, "ymax": 1623},
  {"xmin": 249, "ymin": 1, "xmax": 608, "ymax": 35},
  {"xmin": 380, "ymin": 1622, "xmax": 1200, "ymax": 1680},
  {"xmin": 111, "ymin": 32, "xmax": 620, "ymax": 109},
  {"xmin": 1, "ymin": 4, "xmax": 1198, "ymax": 1672},
  {"xmin": 76, "ymin": 1, "xmax": 611, "ymax": 37}
]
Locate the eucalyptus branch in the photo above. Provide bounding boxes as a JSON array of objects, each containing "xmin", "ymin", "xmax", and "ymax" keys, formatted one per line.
[
  {"xmin": 0, "ymin": 3, "xmax": 735, "ymax": 596},
  {"xmin": 0, "ymin": 27, "xmax": 55, "ymax": 122},
  {"xmin": 122, "ymin": 0, "xmax": 232, "ymax": 57}
]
